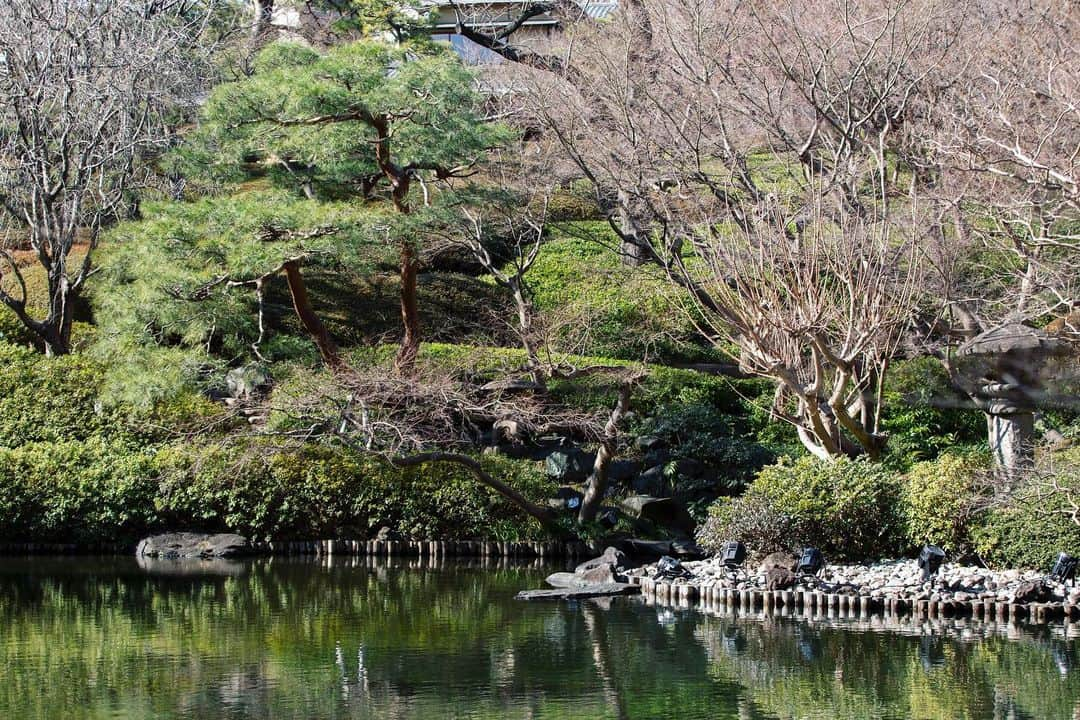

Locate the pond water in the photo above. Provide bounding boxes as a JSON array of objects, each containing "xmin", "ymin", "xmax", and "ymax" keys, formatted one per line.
[{"xmin": 0, "ymin": 557, "xmax": 1078, "ymax": 720}]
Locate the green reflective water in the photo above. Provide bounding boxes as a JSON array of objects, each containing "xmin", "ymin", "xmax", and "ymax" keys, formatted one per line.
[{"xmin": 0, "ymin": 557, "xmax": 1078, "ymax": 720}]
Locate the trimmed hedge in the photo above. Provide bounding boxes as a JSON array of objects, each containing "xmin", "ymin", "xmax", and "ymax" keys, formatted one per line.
[
  {"xmin": 697, "ymin": 455, "xmax": 906, "ymax": 561},
  {"xmin": 153, "ymin": 439, "xmax": 555, "ymax": 542},
  {"xmin": 0, "ymin": 437, "xmax": 556, "ymax": 544},
  {"xmin": 901, "ymin": 451, "xmax": 990, "ymax": 557}
]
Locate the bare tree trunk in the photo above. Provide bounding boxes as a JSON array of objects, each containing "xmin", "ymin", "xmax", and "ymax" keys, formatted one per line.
[
  {"xmin": 616, "ymin": 191, "xmax": 650, "ymax": 267},
  {"xmin": 508, "ymin": 278, "xmax": 544, "ymax": 386},
  {"xmin": 251, "ymin": 0, "xmax": 274, "ymax": 44},
  {"xmin": 579, "ymin": 376, "xmax": 637, "ymax": 523},
  {"xmin": 283, "ymin": 260, "xmax": 344, "ymax": 370},
  {"xmin": 43, "ymin": 274, "xmax": 75, "ymax": 357}
]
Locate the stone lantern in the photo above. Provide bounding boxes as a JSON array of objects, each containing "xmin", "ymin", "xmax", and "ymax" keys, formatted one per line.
[{"xmin": 956, "ymin": 323, "xmax": 1075, "ymax": 473}]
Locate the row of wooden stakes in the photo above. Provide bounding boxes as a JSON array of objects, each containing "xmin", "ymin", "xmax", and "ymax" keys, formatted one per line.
[
  {"xmin": 261, "ymin": 538, "xmax": 596, "ymax": 558},
  {"xmin": 634, "ymin": 576, "xmax": 1079, "ymax": 625}
]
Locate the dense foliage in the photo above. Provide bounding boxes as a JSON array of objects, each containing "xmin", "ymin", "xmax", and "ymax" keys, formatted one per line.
[{"xmin": 698, "ymin": 456, "xmax": 906, "ymax": 561}]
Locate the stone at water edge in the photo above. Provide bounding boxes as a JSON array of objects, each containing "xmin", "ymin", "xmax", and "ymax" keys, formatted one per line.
[
  {"xmin": 375, "ymin": 527, "xmax": 401, "ymax": 541},
  {"xmin": 575, "ymin": 546, "xmax": 627, "ymax": 575},
  {"xmin": 758, "ymin": 551, "xmax": 798, "ymax": 574},
  {"xmin": 619, "ymin": 496, "xmax": 696, "ymax": 536},
  {"xmin": 136, "ymin": 532, "xmax": 252, "ymax": 559},
  {"xmin": 1014, "ymin": 580, "xmax": 1053, "ymax": 603},
  {"xmin": 516, "ymin": 584, "xmax": 640, "ymax": 601},
  {"xmin": 766, "ymin": 567, "xmax": 798, "ymax": 590},
  {"xmin": 546, "ymin": 572, "xmax": 588, "ymax": 589}
]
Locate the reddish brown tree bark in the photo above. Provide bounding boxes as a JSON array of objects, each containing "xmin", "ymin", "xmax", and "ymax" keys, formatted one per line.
[{"xmin": 283, "ymin": 260, "xmax": 344, "ymax": 370}]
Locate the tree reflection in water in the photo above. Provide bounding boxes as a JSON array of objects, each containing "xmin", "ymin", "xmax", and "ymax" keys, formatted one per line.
[{"xmin": 0, "ymin": 556, "xmax": 1077, "ymax": 719}]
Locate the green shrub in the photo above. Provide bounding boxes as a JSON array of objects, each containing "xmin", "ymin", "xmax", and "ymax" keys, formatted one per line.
[
  {"xmin": 880, "ymin": 357, "xmax": 985, "ymax": 465},
  {"xmin": 973, "ymin": 457, "xmax": 1080, "ymax": 570},
  {"xmin": 696, "ymin": 490, "xmax": 801, "ymax": 559},
  {"xmin": 0, "ymin": 343, "xmax": 116, "ymax": 447},
  {"xmin": 154, "ymin": 439, "xmax": 555, "ymax": 541},
  {"xmin": 525, "ymin": 228, "xmax": 721, "ymax": 364},
  {"xmin": 639, "ymin": 401, "xmax": 774, "ymax": 493},
  {"xmin": 0, "ymin": 439, "xmax": 159, "ymax": 543},
  {"xmin": 0, "ymin": 341, "xmax": 231, "ymax": 448},
  {"xmin": 698, "ymin": 455, "xmax": 906, "ymax": 561},
  {"xmin": 544, "ymin": 185, "xmax": 603, "ymax": 222},
  {"xmin": 901, "ymin": 451, "xmax": 990, "ymax": 557}
]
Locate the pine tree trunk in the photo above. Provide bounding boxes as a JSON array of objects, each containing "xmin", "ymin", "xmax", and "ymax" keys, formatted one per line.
[{"xmin": 283, "ymin": 260, "xmax": 343, "ymax": 370}]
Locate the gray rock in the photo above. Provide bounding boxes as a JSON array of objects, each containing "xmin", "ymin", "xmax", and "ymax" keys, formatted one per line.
[
  {"xmin": 635, "ymin": 435, "xmax": 665, "ymax": 451},
  {"xmin": 575, "ymin": 546, "xmax": 627, "ymax": 574},
  {"xmin": 631, "ymin": 466, "xmax": 665, "ymax": 496},
  {"xmin": 759, "ymin": 551, "xmax": 798, "ymax": 574},
  {"xmin": 643, "ymin": 449, "xmax": 672, "ymax": 470},
  {"xmin": 546, "ymin": 572, "xmax": 588, "ymax": 589},
  {"xmin": 375, "ymin": 527, "xmax": 401, "ymax": 541},
  {"xmin": 136, "ymin": 532, "xmax": 251, "ymax": 559},
  {"xmin": 516, "ymin": 584, "xmax": 640, "ymax": 601},
  {"xmin": 578, "ymin": 563, "xmax": 624, "ymax": 585},
  {"xmin": 766, "ymin": 567, "xmax": 797, "ymax": 590},
  {"xmin": 545, "ymin": 449, "xmax": 593, "ymax": 482},
  {"xmin": 225, "ymin": 364, "xmax": 269, "ymax": 400},
  {"xmin": 608, "ymin": 459, "xmax": 642, "ymax": 483},
  {"xmin": 619, "ymin": 495, "xmax": 695, "ymax": 535},
  {"xmin": 670, "ymin": 540, "xmax": 707, "ymax": 560},
  {"xmin": 1014, "ymin": 579, "xmax": 1053, "ymax": 603}
]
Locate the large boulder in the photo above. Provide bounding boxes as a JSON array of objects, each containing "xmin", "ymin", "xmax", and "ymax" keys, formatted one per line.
[
  {"xmin": 608, "ymin": 459, "xmax": 642, "ymax": 484},
  {"xmin": 619, "ymin": 495, "xmax": 695, "ymax": 536},
  {"xmin": 578, "ymin": 563, "xmax": 623, "ymax": 585},
  {"xmin": 544, "ymin": 565, "xmax": 624, "ymax": 589},
  {"xmin": 614, "ymin": 538, "xmax": 706, "ymax": 563},
  {"xmin": 545, "ymin": 448, "xmax": 594, "ymax": 483},
  {"xmin": 631, "ymin": 466, "xmax": 665, "ymax": 496},
  {"xmin": 635, "ymin": 435, "xmax": 665, "ymax": 452},
  {"xmin": 136, "ymin": 532, "xmax": 252, "ymax": 559}
]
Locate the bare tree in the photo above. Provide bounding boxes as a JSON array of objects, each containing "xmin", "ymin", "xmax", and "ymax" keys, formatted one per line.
[
  {"xmin": 0, "ymin": 0, "xmax": 220, "ymax": 355},
  {"xmin": 505, "ymin": 0, "xmax": 955, "ymax": 458},
  {"xmin": 916, "ymin": 0, "xmax": 1080, "ymax": 471},
  {"xmin": 269, "ymin": 359, "xmax": 635, "ymax": 533}
]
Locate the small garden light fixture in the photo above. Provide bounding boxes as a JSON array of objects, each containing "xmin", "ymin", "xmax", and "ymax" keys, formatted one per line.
[
  {"xmin": 918, "ymin": 545, "xmax": 946, "ymax": 583},
  {"xmin": 1050, "ymin": 552, "xmax": 1078, "ymax": 586},
  {"xmin": 796, "ymin": 547, "xmax": 825, "ymax": 577},
  {"xmin": 721, "ymin": 541, "xmax": 747, "ymax": 571}
]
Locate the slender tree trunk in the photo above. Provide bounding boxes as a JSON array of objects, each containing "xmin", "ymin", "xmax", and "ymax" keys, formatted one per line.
[
  {"xmin": 579, "ymin": 376, "xmax": 638, "ymax": 523},
  {"xmin": 283, "ymin": 260, "xmax": 343, "ymax": 370},
  {"xmin": 617, "ymin": 190, "xmax": 650, "ymax": 267},
  {"xmin": 43, "ymin": 275, "xmax": 74, "ymax": 357},
  {"xmin": 508, "ymin": 278, "xmax": 544, "ymax": 386},
  {"xmin": 396, "ymin": 240, "xmax": 421, "ymax": 372}
]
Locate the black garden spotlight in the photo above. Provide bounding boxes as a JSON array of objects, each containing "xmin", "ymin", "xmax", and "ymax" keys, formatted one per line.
[
  {"xmin": 721, "ymin": 541, "xmax": 747, "ymax": 571},
  {"xmin": 918, "ymin": 545, "xmax": 946, "ymax": 583},
  {"xmin": 1050, "ymin": 552, "xmax": 1078, "ymax": 586},
  {"xmin": 796, "ymin": 547, "xmax": 825, "ymax": 577}
]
